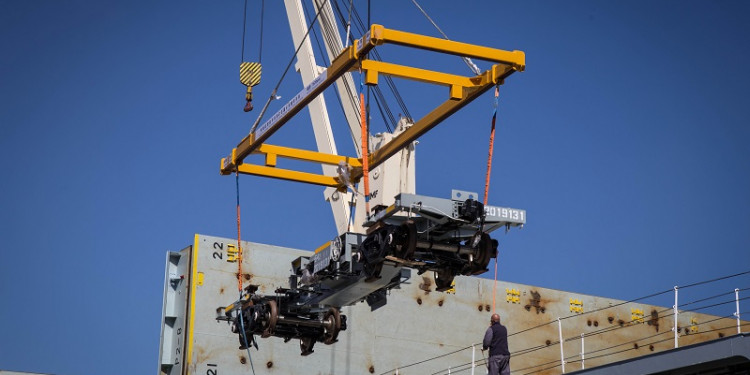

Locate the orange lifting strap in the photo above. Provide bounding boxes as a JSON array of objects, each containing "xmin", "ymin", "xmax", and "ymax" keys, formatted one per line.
[{"xmin": 486, "ymin": 86, "xmax": 500, "ymax": 313}]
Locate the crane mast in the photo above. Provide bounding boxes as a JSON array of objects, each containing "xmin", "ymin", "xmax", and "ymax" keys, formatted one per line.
[{"xmin": 283, "ymin": 0, "xmax": 416, "ymax": 235}]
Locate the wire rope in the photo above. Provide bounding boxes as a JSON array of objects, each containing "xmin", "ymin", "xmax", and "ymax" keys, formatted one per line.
[
  {"xmin": 428, "ymin": 303, "xmax": 750, "ymax": 375},
  {"xmin": 679, "ymin": 289, "xmax": 738, "ymax": 308},
  {"xmin": 258, "ymin": 0, "xmax": 264, "ymax": 64},
  {"xmin": 300, "ymin": 0, "xmax": 365, "ymax": 145},
  {"xmin": 379, "ymin": 271, "xmax": 750, "ymax": 374},
  {"xmin": 409, "ymin": 0, "xmax": 481, "ymax": 75},
  {"xmin": 306, "ymin": 0, "xmax": 393, "ymax": 132},
  {"xmin": 438, "ymin": 304, "xmax": 748, "ymax": 374},
  {"xmin": 250, "ymin": 0, "xmax": 330, "ymax": 134},
  {"xmin": 334, "ymin": 0, "xmax": 412, "ymax": 120},
  {"xmin": 241, "ymin": 0, "xmax": 248, "ymax": 62},
  {"xmin": 234, "ymin": 171, "xmax": 256, "ymax": 374},
  {"xmin": 377, "ymin": 344, "xmax": 475, "ymax": 375},
  {"xmin": 680, "ymin": 270, "xmax": 750, "ymax": 289}
]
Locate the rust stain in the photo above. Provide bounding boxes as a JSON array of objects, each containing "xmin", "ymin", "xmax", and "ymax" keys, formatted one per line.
[
  {"xmin": 240, "ymin": 356, "xmax": 247, "ymax": 364},
  {"xmin": 648, "ymin": 309, "xmax": 660, "ymax": 332},
  {"xmin": 419, "ymin": 276, "xmax": 432, "ymax": 294},
  {"xmin": 243, "ymin": 273, "xmax": 252, "ymax": 281},
  {"xmin": 608, "ymin": 316, "xmax": 614, "ymax": 324},
  {"xmin": 438, "ymin": 299, "xmax": 444, "ymax": 307},
  {"xmin": 219, "ymin": 287, "xmax": 225, "ymax": 295},
  {"xmin": 524, "ymin": 290, "xmax": 546, "ymax": 314},
  {"xmin": 417, "ymin": 297, "xmax": 422, "ymax": 305},
  {"xmin": 195, "ymin": 346, "xmax": 207, "ymax": 363},
  {"xmin": 369, "ymin": 365, "xmax": 375, "ymax": 373},
  {"xmin": 593, "ymin": 320, "xmax": 599, "ymax": 327},
  {"xmin": 478, "ymin": 305, "xmax": 484, "ymax": 312},
  {"xmin": 266, "ymin": 361, "xmax": 273, "ymax": 368},
  {"xmin": 486, "ymin": 304, "xmax": 491, "ymax": 312}
]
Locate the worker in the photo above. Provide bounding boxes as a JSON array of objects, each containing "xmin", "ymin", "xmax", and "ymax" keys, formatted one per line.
[{"xmin": 482, "ymin": 313, "xmax": 510, "ymax": 375}]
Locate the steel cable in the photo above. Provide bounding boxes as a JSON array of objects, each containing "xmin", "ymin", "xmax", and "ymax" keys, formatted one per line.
[
  {"xmin": 679, "ymin": 270, "xmax": 750, "ymax": 289},
  {"xmin": 305, "ymin": 0, "xmax": 364, "ymax": 143},
  {"xmin": 410, "ymin": 0, "xmax": 481, "ymax": 76},
  {"xmin": 250, "ymin": 0, "xmax": 330, "ymax": 134},
  {"xmin": 312, "ymin": 0, "xmax": 396, "ymax": 132},
  {"xmin": 234, "ymin": 171, "xmax": 256, "ymax": 375},
  {"xmin": 258, "ymin": 0, "xmax": 264, "ymax": 64},
  {"xmin": 240, "ymin": 0, "xmax": 248, "ymax": 62},
  {"xmin": 335, "ymin": 0, "xmax": 412, "ymax": 120},
  {"xmin": 307, "ymin": 0, "xmax": 396, "ymax": 135},
  {"xmin": 428, "ymin": 307, "xmax": 749, "ymax": 375},
  {"xmin": 679, "ymin": 289, "xmax": 738, "ymax": 308},
  {"xmin": 380, "ymin": 271, "xmax": 750, "ymax": 374},
  {"xmin": 376, "ymin": 344, "xmax": 476, "ymax": 375},
  {"xmin": 518, "ymin": 320, "xmax": 750, "ymax": 375}
]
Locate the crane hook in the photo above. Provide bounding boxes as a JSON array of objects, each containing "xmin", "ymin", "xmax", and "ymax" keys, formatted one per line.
[{"xmin": 240, "ymin": 62, "xmax": 262, "ymax": 112}]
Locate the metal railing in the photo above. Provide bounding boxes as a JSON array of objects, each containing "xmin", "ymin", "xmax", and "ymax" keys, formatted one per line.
[{"xmin": 379, "ymin": 270, "xmax": 750, "ymax": 375}]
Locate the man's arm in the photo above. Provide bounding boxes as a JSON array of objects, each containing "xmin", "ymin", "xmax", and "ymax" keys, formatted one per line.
[{"xmin": 483, "ymin": 327, "xmax": 493, "ymax": 350}]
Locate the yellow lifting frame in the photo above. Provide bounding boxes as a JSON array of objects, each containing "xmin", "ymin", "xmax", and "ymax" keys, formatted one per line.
[
  {"xmin": 220, "ymin": 24, "xmax": 525, "ymax": 188},
  {"xmin": 232, "ymin": 144, "xmax": 362, "ymax": 188}
]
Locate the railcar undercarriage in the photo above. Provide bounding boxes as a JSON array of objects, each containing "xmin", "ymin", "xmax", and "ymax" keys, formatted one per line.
[{"xmin": 219, "ymin": 191, "xmax": 525, "ymax": 355}]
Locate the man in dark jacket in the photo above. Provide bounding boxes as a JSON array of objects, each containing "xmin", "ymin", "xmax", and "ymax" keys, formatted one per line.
[{"xmin": 482, "ymin": 313, "xmax": 510, "ymax": 375}]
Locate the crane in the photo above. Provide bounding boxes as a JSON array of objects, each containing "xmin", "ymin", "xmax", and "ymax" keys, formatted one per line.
[{"xmin": 217, "ymin": 0, "xmax": 526, "ymax": 356}]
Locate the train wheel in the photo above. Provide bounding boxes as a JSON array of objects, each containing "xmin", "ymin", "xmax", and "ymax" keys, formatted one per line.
[
  {"xmin": 323, "ymin": 308, "xmax": 341, "ymax": 345},
  {"xmin": 260, "ymin": 300, "xmax": 278, "ymax": 338},
  {"xmin": 364, "ymin": 260, "xmax": 383, "ymax": 282},
  {"xmin": 434, "ymin": 268, "xmax": 455, "ymax": 291},
  {"xmin": 394, "ymin": 221, "xmax": 417, "ymax": 259},
  {"xmin": 300, "ymin": 336, "xmax": 316, "ymax": 356},
  {"xmin": 471, "ymin": 233, "xmax": 494, "ymax": 274}
]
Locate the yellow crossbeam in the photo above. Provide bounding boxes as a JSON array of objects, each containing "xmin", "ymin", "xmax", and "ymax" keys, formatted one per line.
[
  {"xmin": 237, "ymin": 164, "xmax": 341, "ymax": 188},
  {"xmin": 228, "ymin": 144, "xmax": 363, "ymax": 188},
  {"xmin": 375, "ymin": 28, "xmax": 525, "ymax": 70},
  {"xmin": 361, "ymin": 60, "xmax": 476, "ymax": 99},
  {"xmin": 254, "ymin": 144, "xmax": 361, "ymax": 168}
]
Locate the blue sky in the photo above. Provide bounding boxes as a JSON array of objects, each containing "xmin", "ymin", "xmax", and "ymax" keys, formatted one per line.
[{"xmin": 1, "ymin": 1, "xmax": 749, "ymax": 374}]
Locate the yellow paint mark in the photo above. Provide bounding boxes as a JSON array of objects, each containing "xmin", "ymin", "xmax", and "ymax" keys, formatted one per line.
[
  {"xmin": 690, "ymin": 317, "xmax": 699, "ymax": 333},
  {"xmin": 226, "ymin": 244, "xmax": 238, "ymax": 263},
  {"xmin": 186, "ymin": 234, "xmax": 200, "ymax": 373},
  {"xmin": 445, "ymin": 280, "xmax": 456, "ymax": 294},
  {"xmin": 196, "ymin": 272, "xmax": 204, "ymax": 286},
  {"xmin": 569, "ymin": 298, "xmax": 584, "ymax": 313},
  {"xmin": 631, "ymin": 308, "xmax": 645, "ymax": 323},
  {"xmin": 315, "ymin": 241, "xmax": 331, "ymax": 254},
  {"xmin": 506, "ymin": 288, "xmax": 521, "ymax": 304}
]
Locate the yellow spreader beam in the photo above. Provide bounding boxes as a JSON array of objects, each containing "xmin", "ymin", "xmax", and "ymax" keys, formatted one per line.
[{"xmin": 220, "ymin": 24, "xmax": 525, "ymax": 188}]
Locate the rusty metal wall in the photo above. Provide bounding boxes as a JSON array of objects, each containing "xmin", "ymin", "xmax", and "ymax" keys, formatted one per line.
[{"xmin": 162, "ymin": 234, "xmax": 748, "ymax": 375}]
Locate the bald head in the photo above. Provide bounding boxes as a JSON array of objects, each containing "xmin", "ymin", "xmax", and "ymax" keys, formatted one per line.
[{"xmin": 491, "ymin": 314, "xmax": 500, "ymax": 323}]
